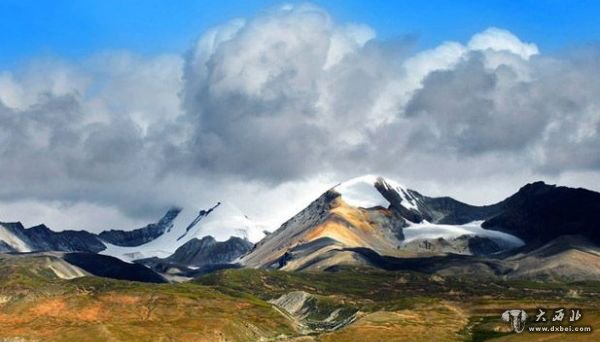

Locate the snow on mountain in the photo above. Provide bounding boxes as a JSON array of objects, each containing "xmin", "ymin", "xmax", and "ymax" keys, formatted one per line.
[
  {"xmin": 333, "ymin": 175, "xmax": 390, "ymax": 208},
  {"xmin": 194, "ymin": 202, "xmax": 263, "ymax": 242},
  {"xmin": 402, "ymin": 220, "xmax": 525, "ymax": 249},
  {"xmin": 334, "ymin": 175, "xmax": 419, "ymax": 212},
  {"xmin": 244, "ymin": 174, "xmax": 527, "ymax": 270},
  {"xmin": 101, "ymin": 202, "xmax": 262, "ymax": 262},
  {"xmin": 335, "ymin": 175, "xmax": 523, "ymax": 248},
  {"xmin": 0, "ymin": 224, "xmax": 31, "ymax": 252}
]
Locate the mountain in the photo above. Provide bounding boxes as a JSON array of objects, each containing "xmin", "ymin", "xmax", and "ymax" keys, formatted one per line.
[
  {"xmin": 481, "ymin": 181, "xmax": 600, "ymax": 244},
  {"xmin": 242, "ymin": 175, "xmax": 524, "ymax": 270},
  {"xmin": 414, "ymin": 195, "xmax": 503, "ymax": 225},
  {"xmin": 98, "ymin": 208, "xmax": 182, "ymax": 247},
  {"xmin": 63, "ymin": 252, "xmax": 167, "ymax": 283},
  {"xmin": 165, "ymin": 236, "xmax": 253, "ymax": 266},
  {"xmin": 501, "ymin": 234, "xmax": 600, "ymax": 281},
  {"xmin": 3, "ymin": 175, "xmax": 600, "ymax": 282},
  {"xmin": 135, "ymin": 236, "xmax": 253, "ymax": 277},
  {"xmin": 4, "ymin": 250, "xmax": 600, "ymax": 341},
  {"xmin": 338, "ymin": 234, "xmax": 600, "ymax": 282},
  {"xmin": 1, "ymin": 201, "xmax": 261, "ymax": 277},
  {"xmin": 398, "ymin": 234, "xmax": 505, "ymax": 256},
  {"xmin": 0, "ymin": 221, "xmax": 105, "ymax": 253},
  {"xmin": 100, "ymin": 202, "xmax": 260, "ymax": 262},
  {"xmin": 3, "ymin": 179, "xmax": 600, "ymax": 340},
  {"xmin": 242, "ymin": 175, "xmax": 600, "ymax": 275}
]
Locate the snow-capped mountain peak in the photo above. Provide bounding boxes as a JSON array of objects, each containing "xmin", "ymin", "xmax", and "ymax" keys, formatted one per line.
[
  {"xmin": 333, "ymin": 175, "xmax": 420, "ymax": 212},
  {"xmin": 101, "ymin": 201, "xmax": 262, "ymax": 262}
]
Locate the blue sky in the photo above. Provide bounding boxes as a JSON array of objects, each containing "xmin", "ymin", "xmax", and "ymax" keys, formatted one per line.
[{"xmin": 1, "ymin": 0, "xmax": 599, "ymax": 68}]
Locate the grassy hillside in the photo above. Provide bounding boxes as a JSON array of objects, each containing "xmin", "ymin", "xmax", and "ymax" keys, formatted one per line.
[
  {"xmin": 2, "ymin": 254, "xmax": 600, "ymax": 341},
  {"xmin": 0, "ymin": 254, "xmax": 294, "ymax": 342}
]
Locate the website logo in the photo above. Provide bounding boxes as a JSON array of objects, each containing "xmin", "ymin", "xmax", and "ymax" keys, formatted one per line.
[{"xmin": 501, "ymin": 309, "xmax": 528, "ymax": 333}]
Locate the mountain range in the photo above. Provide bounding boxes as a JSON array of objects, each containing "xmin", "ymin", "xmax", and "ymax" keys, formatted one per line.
[{"xmin": 2, "ymin": 175, "xmax": 600, "ymax": 281}]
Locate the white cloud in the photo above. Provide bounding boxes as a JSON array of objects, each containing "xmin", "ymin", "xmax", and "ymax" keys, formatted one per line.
[
  {"xmin": 324, "ymin": 24, "xmax": 375, "ymax": 68},
  {"xmin": 0, "ymin": 200, "xmax": 149, "ymax": 232},
  {"xmin": 0, "ymin": 4, "xmax": 599, "ymax": 233},
  {"xmin": 0, "ymin": 73, "xmax": 25, "ymax": 109},
  {"xmin": 468, "ymin": 27, "xmax": 539, "ymax": 59}
]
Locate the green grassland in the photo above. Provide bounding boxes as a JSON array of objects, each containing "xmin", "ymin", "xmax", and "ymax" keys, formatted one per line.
[{"xmin": 1, "ymin": 256, "xmax": 600, "ymax": 341}]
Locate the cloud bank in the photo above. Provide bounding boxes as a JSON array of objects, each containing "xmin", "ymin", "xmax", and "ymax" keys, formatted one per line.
[{"xmin": 0, "ymin": 4, "xmax": 599, "ymax": 232}]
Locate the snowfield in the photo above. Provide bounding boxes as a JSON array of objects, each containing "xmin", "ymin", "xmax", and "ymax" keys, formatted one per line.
[
  {"xmin": 101, "ymin": 202, "xmax": 262, "ymax": 262},
  {"xmin": 0, "ymin": 224, "xmax": 31, "ymax": 252},
  {"xmin": 403, "ymin": 220, "xmax": 525, "ymax": 248},
  {"xmin": 334, "ymin": 175, "xmax": 419, "ymax": 211},
  {"xmin": 335, "ymin": 175, "xmax": 524, "ymax": 249}
]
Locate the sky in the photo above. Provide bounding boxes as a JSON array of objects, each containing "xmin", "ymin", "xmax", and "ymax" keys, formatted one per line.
[
  {"xmin": 1, "ymin": 1, "xmax": 600, "ymax": 234},
  {"xmin": 3, "ymin": 0, "xmax": 600, "ymax": 68}
]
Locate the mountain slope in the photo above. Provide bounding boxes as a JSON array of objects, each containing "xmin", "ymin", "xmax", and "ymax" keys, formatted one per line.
[
  {"xmin": 482, "ymin": 181, "xmax": 600, "ymax": 244},
  {"xmin": 242, "ymin": 175, "xmax": 523, "ymax": 270},
  {"xmin": 4, "ymin": 177, "xmax": 600, "ymax": 281},
  {"xmin": 242, "ymin": 188, "xmax": 408, "ymax": 269},
  {"xmin": 98, "ymin": 208, "xmax": 182, "ymax": 247},
  {"xmin": 1, "ymin": 201, "xmax": 260, "ymax": 266},
  {"xmin": 310, "ymin": 234, "xmax": 600, "ymax": 281},
  {"xmin": 503, "ymin": 235, "xmax": 600, "ymax": 281},
  {"xmin": 63, "ymin": 252, "xmax": 167, "ymax": 283},
  {"xmin": 165, "ymin": 236, "xmax": 253, "ymax": 266},
  {"xmin": 0, "ymin": 222, "xmax": 30, "ymax": 252},
  {"xmin": 101, "ymin": 202, "xmax": 260, "ymax": 262},
  {"xmin": 0, "ymin": 255, "xmax": 297, "ymax": 342},
  {"xmin": 135, "ymin": 236, "xmax": 253, "ymax": 277},
  {"xmin": 415, "ymin": 195, "xmax": 503, "ymax": 225},
  {"xmin": 0, "ymin": 222, "xmax": 105, "ymax": 253}
]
